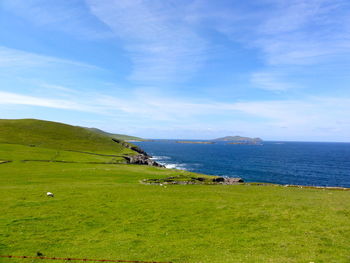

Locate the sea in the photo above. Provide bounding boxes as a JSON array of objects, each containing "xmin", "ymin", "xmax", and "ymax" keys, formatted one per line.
[{"xmin": 133, "ymin": 140, "xmax": 350, "ymax": 188}]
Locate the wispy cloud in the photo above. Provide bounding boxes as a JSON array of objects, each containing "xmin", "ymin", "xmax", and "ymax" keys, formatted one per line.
[
  {"xmin": 86, "ymin": 0, "xmax": 207, "ymax": 83},
  {"xmin": 0, "ymin": 46, "xmax": 99, "ymax": 69},
  {"xmin": 1, "ymin": 0, "xmax": 112, "ymax": 39},
  {"xmin": 186, "ymin": 0, "xmax": 350, "ymax": 93},
  {"xmin": 210, "ymin": 0, "xmax": 350, "ymax": 66},
  {"xmin": 38, "ymin": 83, "xmax": 78, "ymax": 94},
  {"xmin": 0, "ymin": 91, "xmax": 99, "ymax": 112},
  {"xmin": 250, "ymin": 71, "xmax": 299, "ymax": 91},
  {"xmin": 2, "ymin": 88, "xmax": 350, "ymax": 140},
  {"xmin": 2, "ymin": 0, "xmax": 350, "ymax": 141}
]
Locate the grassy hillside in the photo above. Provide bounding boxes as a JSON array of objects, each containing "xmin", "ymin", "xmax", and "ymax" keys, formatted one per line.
[
  {"xmin": 85, "ymin": 127, "xmax": 146, "ymax": 141},
  {"xmin": 0, "ymin": 119, "xmax": 136, "ymax": 156},
  {"xmin": 0, "ymin": 143, "xmax": 126, "ymax": 164},
  {"xmin": 1, "ymin": 118, "xmax": 350, "ymax": 262}
]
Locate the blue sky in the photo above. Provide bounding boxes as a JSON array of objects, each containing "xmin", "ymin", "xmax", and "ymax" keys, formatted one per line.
[{"xmin": 1, "ymin": 0, "xmax": 350, "ymax": 141}]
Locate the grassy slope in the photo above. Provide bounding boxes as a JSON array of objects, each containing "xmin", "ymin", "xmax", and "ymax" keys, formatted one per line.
[
  {"xmin": 0, "ymin": 119, "xmax": 136, "ymax": 156},
  {"xmin": 0, "ymin": 143, "xmax": 126, "ymax": 163},
  {"xmin": 1, "ymin": 119, "xmax": 350, "ymax": 262},
  {"xmin": 85, "ymin": 127, "xmax": 146, "ymax": 141}
]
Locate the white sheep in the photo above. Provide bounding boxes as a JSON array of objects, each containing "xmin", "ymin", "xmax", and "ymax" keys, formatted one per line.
[{"xmin": 47, "ymin": 192, "xmax": 54, "ymax": 197}]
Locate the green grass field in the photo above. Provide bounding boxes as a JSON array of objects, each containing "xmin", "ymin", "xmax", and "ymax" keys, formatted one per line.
[
  {"xmin": 1, "ymin": 119, "xmax": 350, "ymax": 262},
  {"xmin": 0, "ymin": 119, "xmax": 136, "ymax": 156},
  {"xmin": 1, "ymin": 162, "xmax": 350, "ymax": 263},
  {"xmin": 0, "ymin": 144, "xmax": 127, "ymax": 164}
]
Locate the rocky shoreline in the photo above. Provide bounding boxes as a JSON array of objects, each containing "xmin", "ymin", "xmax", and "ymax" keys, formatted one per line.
[
  {"xmin": 142, "ymin": 176, "xmax": 350, "ymax": 190},
  {"xmin": 124, "ymin": 154, "xmax": 164, "ymax": 167},
  {"xmin": 113, "ymin": 139, "xmax": 164, "ymax": 167},
  {"xmin": 142, "ymin": 176, "xmax": 244, "ymax": 185},
  {"xmin": 121, "ymin": 141, "xmax": 350, "ymax": 191}
]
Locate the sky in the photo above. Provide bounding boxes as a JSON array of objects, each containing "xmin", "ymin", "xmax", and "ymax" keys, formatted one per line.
[{"xmin": 1, "ymin": 0, "xmax": 350, "ymax": 141}]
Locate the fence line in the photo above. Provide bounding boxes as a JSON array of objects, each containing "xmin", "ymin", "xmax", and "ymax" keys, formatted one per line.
[{"xmin": 0, "ymin": 255, "xmax": 172, "ymax": 263}]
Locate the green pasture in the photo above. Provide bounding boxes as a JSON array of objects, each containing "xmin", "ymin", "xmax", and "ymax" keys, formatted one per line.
[
  {"xmin": 1, "ymin": 161, "xmax": 350, "ymax": 263},
  {"xmin": 0, "ymin": 119, "xmax": 136, "ymax": 156},
  {"xmin": 0, "ymin": 144, "xmax": 126, "ymax": 164}
]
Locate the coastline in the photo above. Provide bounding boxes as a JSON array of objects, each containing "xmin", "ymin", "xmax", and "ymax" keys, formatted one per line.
[
  {"xmin": 134, "ymin": 140, "xmax": 350, "ymax": 189},
  {"xmin": 246, "ymin": 182, "xmax": 350, "ymax": 191},
  {"xmin": 142, "ymin": 174, "xmax": 350, "ymax": 190},
  {"xmin": 138, "ymin": 154, "xmax": 350, "ymax": 189}
]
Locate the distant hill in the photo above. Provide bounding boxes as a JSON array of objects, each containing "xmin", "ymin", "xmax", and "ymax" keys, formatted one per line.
[
  {"xmin": 0, "ymin": 119, "xmax": 137, "ymax": 155},
  {"xmin": 84, "ymin": 127, "xmax": 145, "ymax": 141},
  {"xmin": 213, "ymin": 136, "xmax": 263, "ymax": 144}
]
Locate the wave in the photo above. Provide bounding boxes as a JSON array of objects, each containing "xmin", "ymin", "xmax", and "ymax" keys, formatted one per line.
[
  {"xmin": 150, "ymin": 155, "xmax": 188, "ymax": 170},
  {"xmin": 164, "ymin": 163, "xmax": 187, "ymax": 170},
  {"xmin": 150, "ymin": 156, "xmax": 171, "ymax": 160}
]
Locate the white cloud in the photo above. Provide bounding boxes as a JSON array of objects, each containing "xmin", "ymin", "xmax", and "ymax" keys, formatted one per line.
[
  {"xmin": 183, "ymin": 0, "xmax": 350, "ymax": 93},
  {"xmin": 1, "ymin": 0, "xmax": 112, "ymax": 39},
  {"xmin": 86, "ymin": 0, "xmax": 207, "ymax": 83},
  {"xmin": 258, "ymin": 0, "xmax": 350, "ymax": 65},
  {"xmin": 197, "ymin": 0, "xmax": 350, "ymax": 66},
  {"xmin": 250, "ymin": 72, "xmax": 298, "ymax": 91},
  {"xmin": 0, "ymin": 46, "xmax": 99, "ymax": 69},
  {"xmin": 2, "ymin": 88, "xmax": 350, "ymax": 131},
  {"xmin": 2, "ymin": 0, "xmax": 350, "ymax": 141},
  {"xmin": 0, "ymin": 91, "xmax": 99, "ymax": 112},
  {"xmin": 39, "ymin": 83, "xmax": 77, "ymax": 94},
  {"xmin": 2, "ymin": 86, "xmax": 350, "ymax": 140}
]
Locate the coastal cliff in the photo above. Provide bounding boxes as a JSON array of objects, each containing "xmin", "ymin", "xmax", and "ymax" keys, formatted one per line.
[
  {"xmin": 124, "ymin": 154, "xmax": 164, "ymax": 167},
  {"xmin": 112, "ymin": 138, "xmax": 164, "ymax": 167}
]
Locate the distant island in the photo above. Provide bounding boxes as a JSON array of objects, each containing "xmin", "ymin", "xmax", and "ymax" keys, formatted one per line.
[
  {"xmin": 175, "ymin": 136, "xmax": 263, "ymax": 145},
  {"xmin": 213, "ymin": 136, "xmax": 263, "ymax": 145},
  {"xmin": 176, "ymin": 141, "xmax": 215, "ymax": 144}
]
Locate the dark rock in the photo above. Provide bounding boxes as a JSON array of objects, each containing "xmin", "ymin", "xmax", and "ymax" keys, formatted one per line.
[
  {"xmin": 212, "ymin": 177, "xmax": 244, "ymax": 184},
  {"xmin": 195, "ymin": 177, "xmax": 205, "ymax": 182},
  {"xmin": 124, "ymin": 154, "xmax": 164, "ymax": 167},
  {"xmin": 112, "ymin": 138, "xmax": 148, "ymax": 156},
  {"xmin": 212, "ymin": 177, "xmax": 225, "ymax": 182},
  {"xmin": 113, "ymin": 138, "xmax": 164, "ymax": 167}
]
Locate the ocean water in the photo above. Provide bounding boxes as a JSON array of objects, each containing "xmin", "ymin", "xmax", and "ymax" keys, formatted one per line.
[{"xmin": 134, "ymin": 140, "xmax": 350, "ymax": 188}]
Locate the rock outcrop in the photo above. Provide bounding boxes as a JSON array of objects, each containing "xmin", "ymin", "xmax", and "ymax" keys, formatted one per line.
[
  {"xmin": 124, "ymin": 154, "xmax": 164, "ymax": 167},
  {"xmin": 112, "ymin": 138, "xmax": 147, "ymax": 155},
  {"xmin": 112, "ymin": 139, "xmax": 164, "ymax": 167},
  {"xmin": 142, "ymin": 176, "xmax": 244, "ymax": 185},
  {"xmin": 212, "ymin": 177, "xmax": 244, "ymax": 184}
]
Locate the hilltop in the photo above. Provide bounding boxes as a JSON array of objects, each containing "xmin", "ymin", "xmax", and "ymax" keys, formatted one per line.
[
  {"xmin": 213, "ymin": 135, "xmax": 263, "ymax": 144},
  {"xmin": 84, "ymin": 127, "xmax": 146, "ymax": 141},
  {"xmin": 0, "ymin": 119, "xmax": 162, "ymax": 165},
  {"xmin": 0, "ymin": 119, "xmax": 136, "ymax": 155}
]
